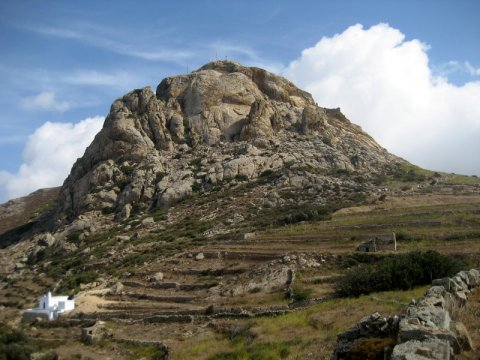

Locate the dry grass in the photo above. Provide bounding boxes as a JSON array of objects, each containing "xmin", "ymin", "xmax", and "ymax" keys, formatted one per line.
[
  {"xmin": 456, "ymin": 286, "xmax": 480, "ymax": 360},
  {"xmin": 200, "ymin": 286, "xmax": 427, "ymax": 360}
]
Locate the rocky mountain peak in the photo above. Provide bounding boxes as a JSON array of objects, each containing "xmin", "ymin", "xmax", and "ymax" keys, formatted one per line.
[{"xmin": 57, "ymin": 61, "xmax": 400, "ymax": 221}]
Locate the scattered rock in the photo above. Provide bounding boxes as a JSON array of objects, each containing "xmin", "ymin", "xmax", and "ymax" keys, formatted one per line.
[
  {"xmin": 195, "ymin": 253, "xmax": 205, "ymax": 261},
  {"xmin": 118, "ymin": 204, "xmax": 132, "ymax": 220},
  {"xmin": 151, "ymin": 272, "xmax": 164, "ymax": 281},
  {"xmin": 141, "ymin": 217, "xmax": 155, "ymax": 227},
  {"xmin": 109, "ymin": 282, "xmax": 124, "ymax": 295},
  {"xmin": 35, "ymin": 232, "xmax": 56, "ymax": 247},
  {"xmin": 115, "ymin": 235, "xmax": 131, "ymax": 242}
]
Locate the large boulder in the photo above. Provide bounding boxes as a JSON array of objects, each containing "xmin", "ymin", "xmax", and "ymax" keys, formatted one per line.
[{"xmin": 391, "ymin": 339, "xmax": 453, "ymax": 360}]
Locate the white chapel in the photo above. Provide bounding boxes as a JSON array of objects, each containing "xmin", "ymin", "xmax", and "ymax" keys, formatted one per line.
[{"xmin": 24, "ymin": 291, "xmax": 75, "ymax": 321}]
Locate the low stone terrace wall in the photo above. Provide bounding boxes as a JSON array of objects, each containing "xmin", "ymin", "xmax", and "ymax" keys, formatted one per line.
[{"xmin": 332, "ymin": 268, "xmax": 479, "ymax": 360}]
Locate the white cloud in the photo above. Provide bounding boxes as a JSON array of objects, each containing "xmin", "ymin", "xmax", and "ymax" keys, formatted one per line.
[
  {"xmin": 284, "ymin": 23, "xmax": 480, "ymax": 175},
  {"xmin": 26, "ymin": 23, "xmax": 194, "ymax": 63},
  {"xmin": 20, "ymin": 91, "xmax": 70, "ymax": 112},
  {"xmin": 63, "ymin": 70, "xmax": 138, "ymax": 87},
  {"xmin": 436, "ymin": 61, "xmax": 480, "ymax": 77},
  {"xmin": 0, "ymin": 116, "xmax": 104, "ymax": 202}
]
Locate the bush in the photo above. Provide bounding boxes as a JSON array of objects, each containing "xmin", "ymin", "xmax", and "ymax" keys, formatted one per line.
[
  {"xmin": 132, "ymin": 202, "xmax": 148, "ymax": 214},
  {"xmin": 192, "ymin": 182, "xmax": 202, "ymax": 192},
  {"xmin": 0, "ymin": 328, "xmax": 38, "ymax": 360},
  {"xmin": 235, "ymin": 174, "xmax": 249, "ymax": 182},
  {"xmin": 154, "ymin": 171, "xmax": 166, "ymax": 184},
  {"xmin": 289, "ymin": 287, "xmax": 312, "ymax": 303},
  {"xmin": 395, "ymin": 232, "xmax": 422, "ymax": 243},
  {"xmin": 121, "ymin": 164, "xmax": 135, "ymax": 176},
  {"xmin": 102, "ymin": 206, "xmax": 116, "ymax": 215},
  {"xmin": 391, "ymin": 164, "xmax": 427, "ymax": 183},
  {"xmin": 279, "ymin": 204, "xmax": 338, "ymax": 225},
  {"xmin": 189, "ymin": 158, "xmax": 203, "ymax": 170},
  {"xmin": 208, "ymin": 342, "xmax": 290, "ymax": 360},
  {"xmin": 260, "ymin": 169, "xmax": 275, "ymax": 178},
  {"xmin": 58, "ymin": 270, "xmax": 98, "ymax": 293},
  {"xmin": 336, "ymin": 250, "xmax": 466, "ymax": 297}
]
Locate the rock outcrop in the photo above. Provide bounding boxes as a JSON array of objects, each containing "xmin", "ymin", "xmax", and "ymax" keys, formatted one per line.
[
  {"xmin": 57, "ymin": 60, "xmax": 400, "ymax": 221},
  {"xmin": 332, "ymin": 268, "xmax": 480, "ymax": 360}
]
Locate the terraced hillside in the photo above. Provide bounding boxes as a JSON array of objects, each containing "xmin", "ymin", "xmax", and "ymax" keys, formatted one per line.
[{"xmin": 2, "ymin": 181, "xmax": 479, "ymax": 359}]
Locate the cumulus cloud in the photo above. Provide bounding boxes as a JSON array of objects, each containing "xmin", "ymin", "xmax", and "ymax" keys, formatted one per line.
[
  {"xmin": 284, "ymin": 23, "xmax": 480, "ymax": 175},
  {"xmin": 0, "ymin": 116, "xmax": 104, "ymax": 202},
  {"xmin": 20, "ymin": 91, "xmax": 70, "ymax": 112}
]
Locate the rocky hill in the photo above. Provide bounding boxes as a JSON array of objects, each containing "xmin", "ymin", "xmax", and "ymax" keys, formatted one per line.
[{"xmin": 57, "ymin": 60, "xmax": 400, "ymax": 224}]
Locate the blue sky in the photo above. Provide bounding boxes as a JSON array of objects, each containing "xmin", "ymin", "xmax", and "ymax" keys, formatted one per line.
[{"xmin": 0, "ymin": 0, "xmax": 479, "ymax": 201}]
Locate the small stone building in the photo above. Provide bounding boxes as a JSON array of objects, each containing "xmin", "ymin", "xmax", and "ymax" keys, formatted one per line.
[
  {"xmin": 357, "ymin": 232, "xmax": 397, "ymax": 253},
  {"xmin": 23, "ymin": 291, "xmax": 75, "ymax": 321},
  {"xmin": 81, "ymin": 321, "xmax": 111, "ymax": 344}
]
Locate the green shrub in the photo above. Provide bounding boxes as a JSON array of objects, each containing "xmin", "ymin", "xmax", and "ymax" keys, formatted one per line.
[
  {"xmin": 322, "ymin": 137, "xmax": 332, "ymax": 147},
  {"xmin": 395, "ymin": 232, "xmax": 422, "ymax": 243},
  {"xmin": 390, "ymin": 164, "xmax": 428, "ymax": 183},
  {"xmin": 154, "ymin": 172, "xmax": 166, "ymax": 184},
  {"xmin": 189, "ymin": 158, "xmax": 203, "ymax": 170},
  {"xmin": 132, "ymin": 202, "xmax": 148, "ymax": 214},
  {"xmin": 260, "ymin": 169, "xmax": 275, "ymax": 178},
  {"xmin": 121, "ymin": 164, "xmax": 135, "ymax": 176},
  {"xmin": 279, "ymin": 204, "xmax": 338, "ymax": 225},
  {"xmin": 235, "ymin": 174, "xmax": 249, "ymax": 182},
  {"xmin": 208, "ymin": 341, "xmax": 291, "ymax": 360},
  {"xmin": 0, "ymin": 328, "xmax": 38, "ymax": 360},
  {"xmin": 58, "ymin": 270, "xmax": 98, "ymax": 293},
  {"xmin": 257, "ymin": 169, "xmax": 282, "ymax": 184},
  {"xmin": 336, "ymin": 250, "xmax": 466, "ymax": 297},
  {"xmin": 102, "ymin": 206, "xmax": 116, "ymax": 215},
  {"xmin": 331, "ymin": 168, "xmax": 350, "ymax": 176},
  {"xmin": 290, "ymin": 287, "xmax": 312, "ymax": 303},
  {"xmin": 192, "ymin": 182, "xmax": 202, "ymax": 192},
  {"xmin": 284, "ymin": 160, "xmax": 295, "ymax": 169},
  {"xmin": 125, "ymin": 344, "xmax": 168, "ymax": 360},
  {"xmin": 66, "ymin": 231, "xmax": 82, "ymax": 244}
]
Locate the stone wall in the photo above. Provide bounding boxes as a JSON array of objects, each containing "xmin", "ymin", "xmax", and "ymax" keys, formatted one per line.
[{"xmin": 332, "ymin": 268, "xmax": 479, "ymax": 360}]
